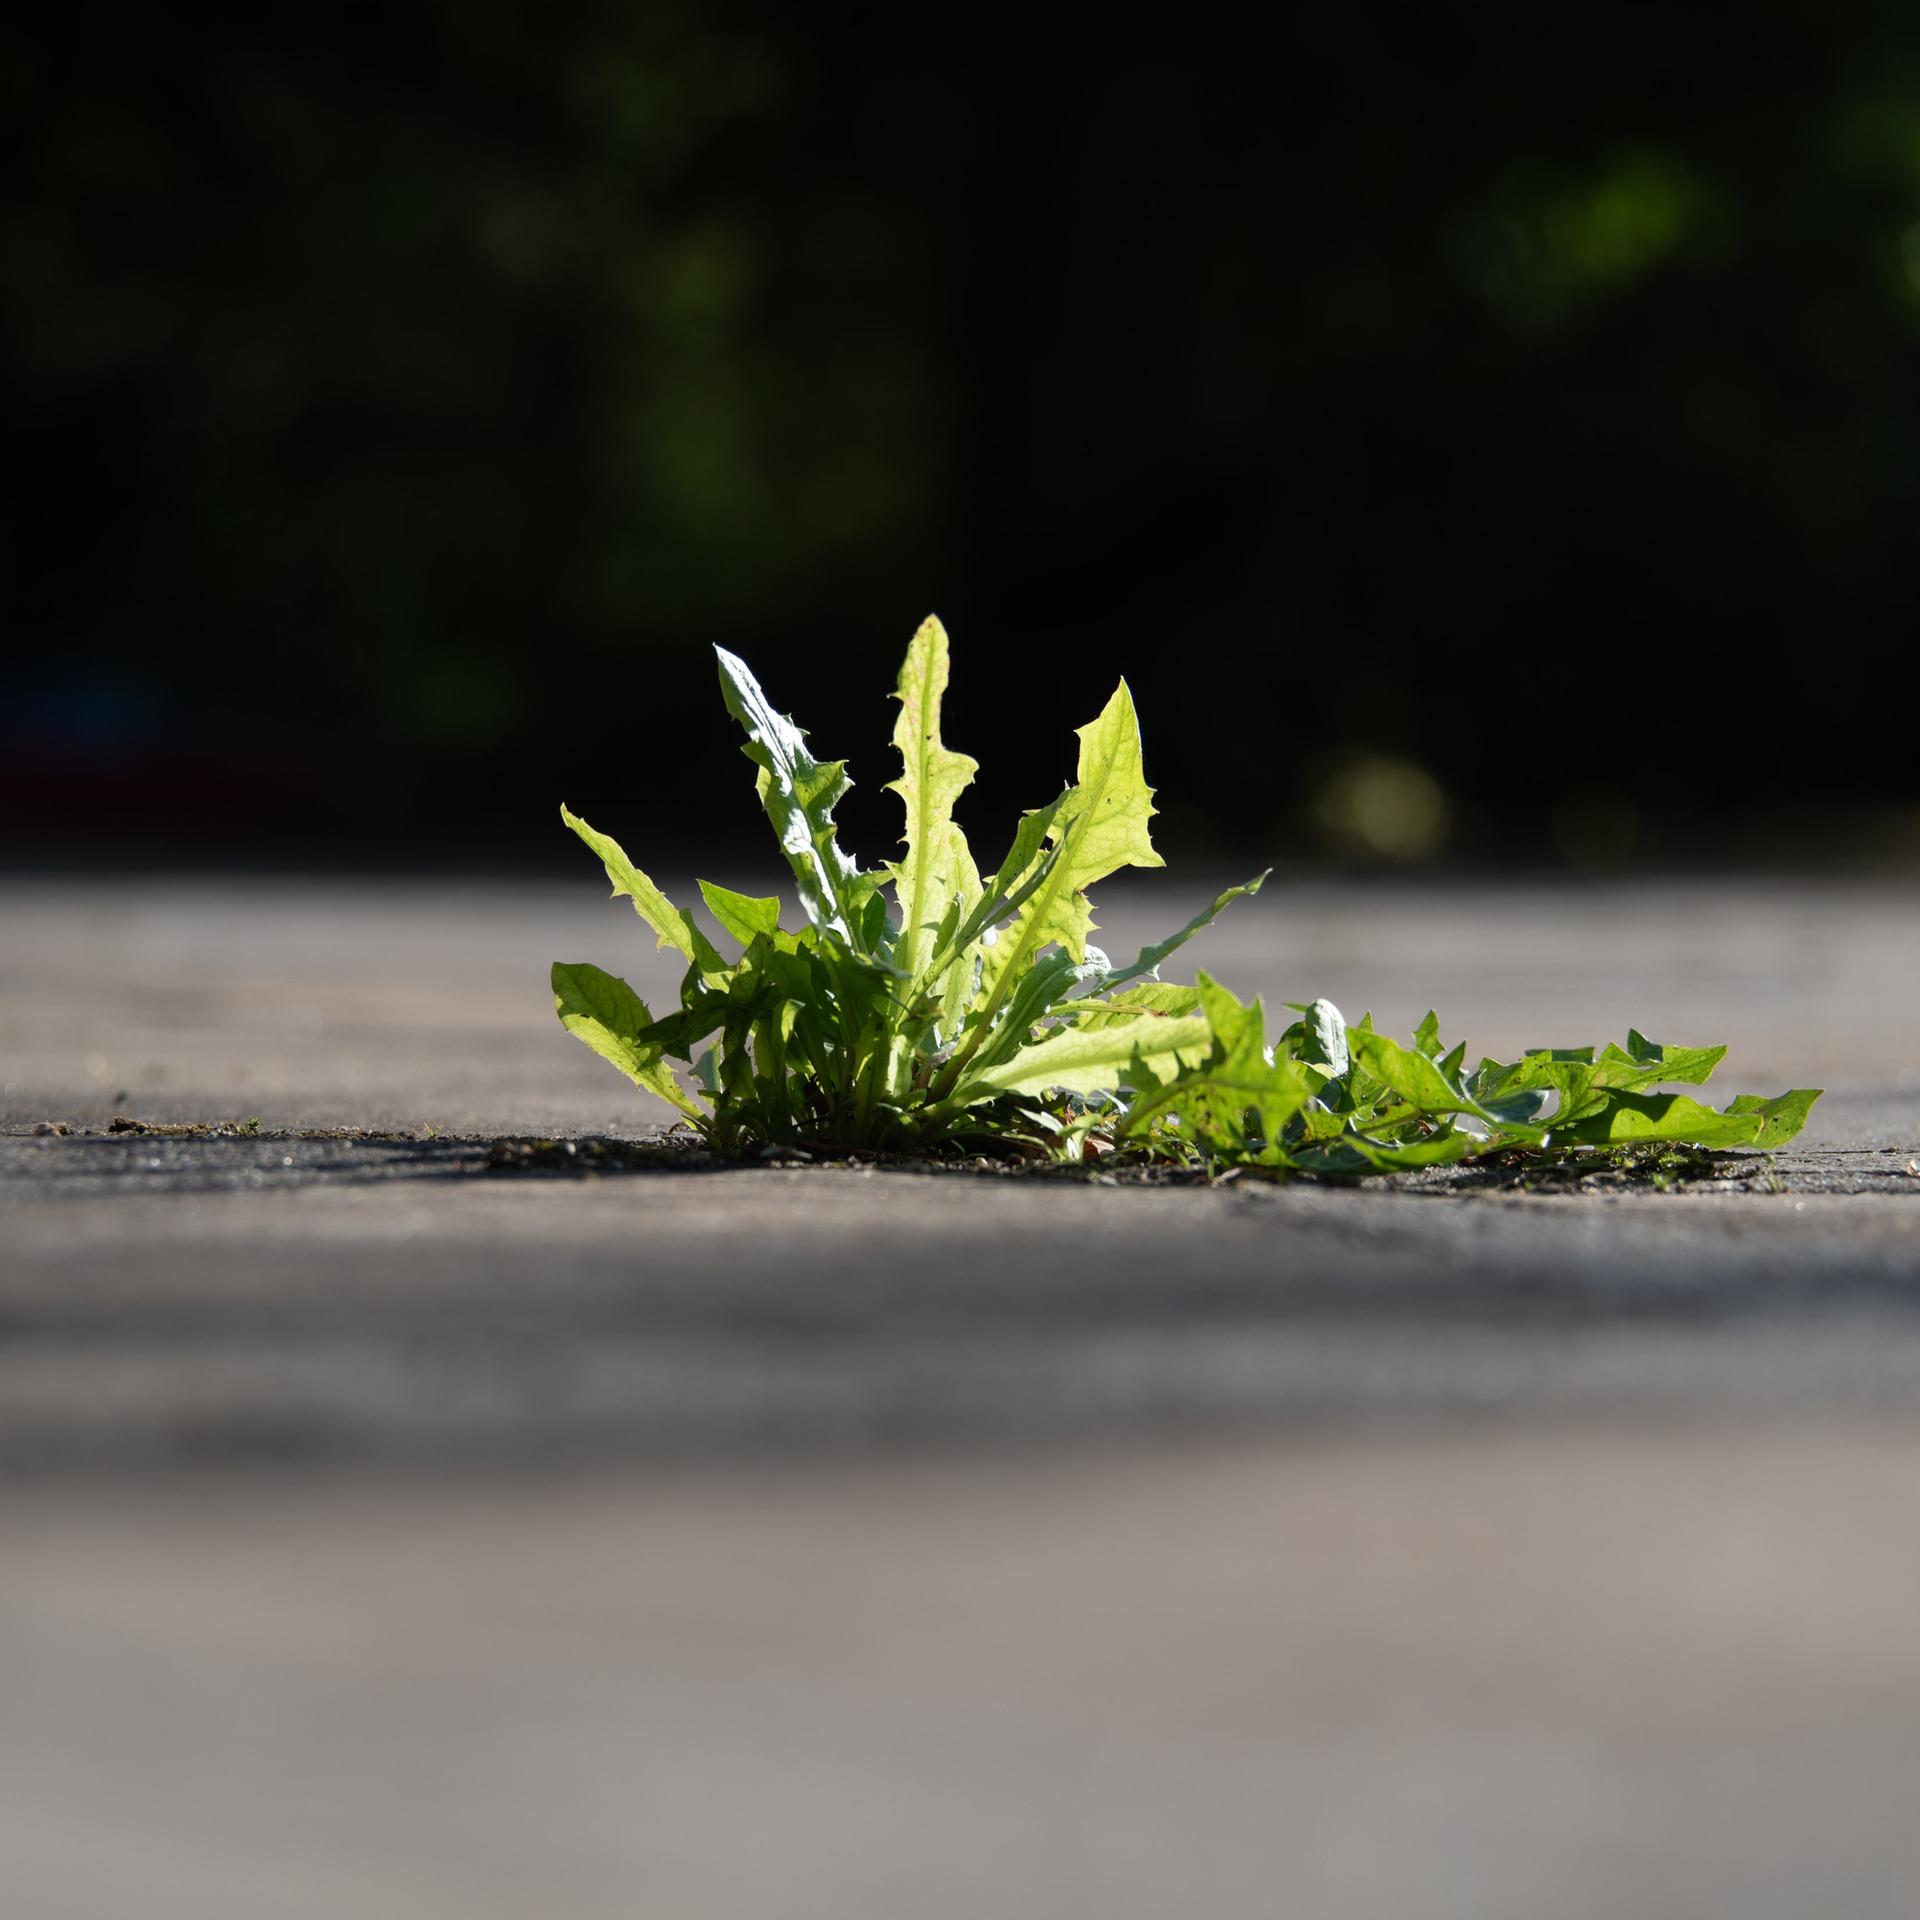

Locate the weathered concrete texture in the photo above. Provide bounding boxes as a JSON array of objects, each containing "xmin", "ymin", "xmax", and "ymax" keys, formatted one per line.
[
  {"xmin": 2, "ymin": 876, "xmax": 1917, "ymax": 1465},
  {"xmin": 2, "ymin": 1131, "xmax": 1920, "ymax": 1469},
  {"xmin": 3, "ymin": 877, "xmax": 1920, "ymax": 1919}
]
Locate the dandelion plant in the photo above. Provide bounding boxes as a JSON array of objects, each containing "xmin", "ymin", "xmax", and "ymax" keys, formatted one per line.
[{"xmin": 552, "ymin": 619, "xmax": 1819, "ymax": 1171}]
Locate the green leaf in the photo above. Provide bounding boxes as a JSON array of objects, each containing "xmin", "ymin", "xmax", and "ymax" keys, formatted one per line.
[
  {"xmin": 551, "ymin": 625, "xmax": 1825, "ymax": 1175},
  {"xmin": 951, "ymin": 951, "xmax": 1086, "ymax": 1087},
  {"xmin": 1292, "ymin": 998, "xmax": 1350, "ymax": 1076},
  {"xmin": 713, "ymin": 647, "xmax": 876, "ymax": 946},
  {"xmin": 1470, "ymin": 1052, "xmax": 1612, "ymax": 1131},
  {"xmin": 934, "ymin": 793, "xmax": 1071, "ymax": 969},
  {"xmin": 1591, "ymin": 1036, "xmax": 1727, "ymax": 1090},
  {"xmin": 625, "ymin": 988, "xmax": 730, "ymax": 1064},
  {"xmin": 1351, "ymin": 1026, "xmax": 1559, "ymax": 1144},
  {"xmin": 1294, "ymin": 1128, "xmax": 1475, "ymax": 1174},
  {"xmin": 1557, "ymin": 1090, "xmax": 1764, "ymax": 1149},
  {"xmin": 1074, "ymin": 981, "xmax": 1203, "ymax": 1027},
  {"xmin": 552, "ymin": 962, "xmax": 704, "ymax": 1120},
  {"xmin": 1056, "ymin": 679, "xmax": 1164, "ymax": 886},
  {"xmin": 1091, "ymin": 871, "xmax": 1269, "ymax": 996},
  {"xmin": 976, "ymin": 680, "xmax": 1165, "ymax": 1014},
  {"xmin": 885, "ymin": 616, "xmax": 981, "ymax": 982},
  {"xmin": 1470, "ymin": 1051, "xmax": 1599, "ymax": 1121},
  {"xmin": 561, "ymin": 805, "xmax": 720, "ymax": 968},
  {"xmin": 965, "ymin": 1012, "xmax": 1212, "ymax": 1098},
  {"xmin": 698, "ymin": 880, "xmax": 782, "ymax": 946},
  {"xmin": 1120, "ymin": 974, "xmax": 1312, "ymax": 1161},
  {"xmin": 1474, "ymin": 1048, "xmax": 1591, "ymax": 1095},
  {"xmin": 1476, "ymin": 1085, "xmax": 1555, "ymax": 1128},
  {"xmin": 1723, "ymin": 1088, "xmax": 1823, "ymax": 1148},
  {"xmin": 1349, "ymin": 1028, "xmax": 1475, "ymax": 1117}
]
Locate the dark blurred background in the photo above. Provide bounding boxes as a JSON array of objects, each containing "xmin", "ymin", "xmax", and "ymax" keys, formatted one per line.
[{"xmin": 6, "ymin": 2, "xmax": 1919, "ymax": 874}]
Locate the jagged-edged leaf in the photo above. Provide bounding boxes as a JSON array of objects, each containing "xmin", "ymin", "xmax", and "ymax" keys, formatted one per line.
[
  {"xmin": 552, "ymin": 962, "xmax": 704, "ymax": 1119},
  {"xmin": 976, "ymin": 681, "xmax": 1165, "ymax": 1014},
  {"xmin": 947, "ymin": 952, "xmax": 1085, "ymax": 1089},
  {"xmin": 1121, "ymin": 974, "xmax": 1312, "ymax": 1159},
  {"xmin": 1087, "ymin": 871, "xmax": 1269, "ymax": 997},
  {"xmin": 550, "ymin": 627, "xmax": 1820, "ymax": 1176},
  {"xmin": 885, "ymin": 616, "xmax": 981, "ymax": 981},
  {"xmin": 698, "ymin": 881, "xmax": 782, "ymax": 946},
  {"xmin": 1294, "ymin": 1101, "xmax": 1350, "ymax": 1142},
  {"xmin": 1349, "ymin": 1028, "xmax": 1476, "ymax": 1117},
  {"xmin": 1591, "ymin": 1035, "xmax": 1727, "ymax": 1090},
  {"xmin": 1469, "ymin": 1051, "xmax": 1600, "ymax": 1122},
  {"xmin": 1721, "ymin": 1088, "xmax": 1823, "ymax": 1148},
  {"xmin": 1474, "ymin": 1048, "xmax": 1592, "ymax": 1097},
  {"xmin": 561, "ymin": 805, "xmax": 721, "ymax": 969},
  {"xmin": 1056, "ymin": 679, "xmax": 1164, "ymax": 882},
  {"xmin": 1557, "ymin": 1090, "xmax": 1766, "ymax": 1149},
  {"xmin": 713, "ymin": 646, "xmax": 876, "ymax": 945},
  {"xmin": 1074, "ymin": 981, "xmax": 1203, "ymax": 1028},
  {"xmin": 1351, "ymin": 1027, "xmax": 1556, "ymax": 1144},
  {"xmin": 935, "ymin": 792, "xmax": 1071, "ymax": 966},
  {"xmin": 964, "ymin": 1012, "xmax": 1212, "ymax": 1098}
]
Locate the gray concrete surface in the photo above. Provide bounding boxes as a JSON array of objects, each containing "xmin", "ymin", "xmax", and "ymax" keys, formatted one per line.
[
  {"xmin": 3, "ymin": 874, "xmax": 1920, "ymax": 1917},
  {"xmin": 4, "ymin": 874, "xmax": 1918, "ymax": 1463},
  {"xmin": 9, "ymin": 1428, "xmax": 1920, "ymax": 1920}
]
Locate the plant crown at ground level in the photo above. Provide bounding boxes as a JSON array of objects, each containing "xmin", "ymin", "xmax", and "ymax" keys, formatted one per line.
[{"xmin": 551, "ymin": 619, "xmax": 1819, "ymax": 1172}]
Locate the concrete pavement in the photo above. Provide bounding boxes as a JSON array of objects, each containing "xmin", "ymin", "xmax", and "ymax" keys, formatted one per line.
[{"xmin": 3, "ymin": 874, "xmax": 1919, "ymax": 1917}]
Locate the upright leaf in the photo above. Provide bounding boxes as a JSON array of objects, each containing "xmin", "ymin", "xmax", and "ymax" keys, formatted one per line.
[
  {"xmin": 885, "ymin": 616, "xmax": 981, "ymax": 981},
  {"xmin": 933, "ymin": 792, "xmax": 1070, "ymax": 968},
  {"xmin": 714, "ymin": 647, "xmax": 875, "ymax": 945},
  {"xmin": 1087, "ymin": 871, "xmax": 1269, "ymax": 996},
  {"xmin": 945, "ymin": 951, "xmax": 1100, "ymax": 1091},
  {"xmin": 698, "ymin": 880, "xmax": 782, "ymax": 947},
  {"xmin": 561, "ymin": 805, "xmax": 719, "ymax": 968},
  {"xmin": 1298, "ymin": 999, "xmax": 1350, "ymax": 1076},
  {"xmin": 1057, "ymin": 679, "xmax": 1164, "ymax": 883},
  {"xmin": 976, "ymin": 680, "xmax": 1165, "ymax": 1014}
]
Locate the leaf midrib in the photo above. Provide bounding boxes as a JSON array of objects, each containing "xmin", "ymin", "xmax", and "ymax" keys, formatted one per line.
[{"xmin": 899, "ymin": 643, "xmax": 944, "ymax": 981}]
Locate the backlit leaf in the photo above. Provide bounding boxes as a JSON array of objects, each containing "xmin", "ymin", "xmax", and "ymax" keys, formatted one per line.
[
  {"xmin": 885, "ymin": 616, "xmax": 981, "ymax": 982},
  {"xmin": 552, "ymin": 962, "xmax": 704, "ymax": 1120}
]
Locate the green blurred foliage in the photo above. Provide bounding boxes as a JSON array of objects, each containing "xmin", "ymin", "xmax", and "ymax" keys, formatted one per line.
[{"xmin": 5, "ymin": 4, "xmax": 1920, "ymax": 864}]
